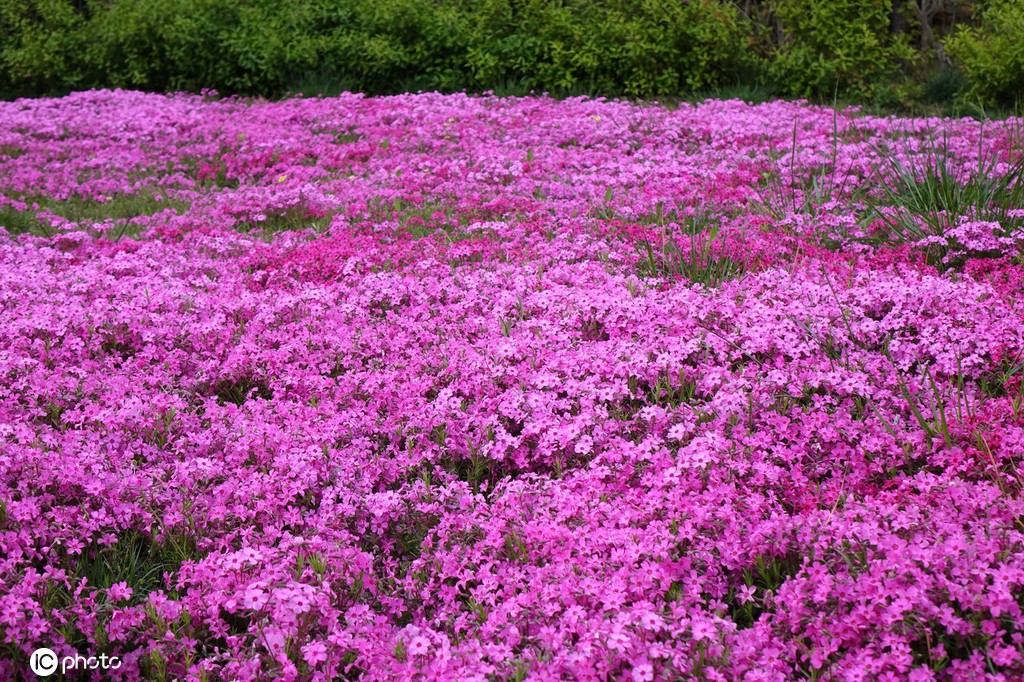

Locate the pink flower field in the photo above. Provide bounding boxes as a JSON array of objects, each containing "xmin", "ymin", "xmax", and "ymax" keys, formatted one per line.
[{"xmin": 2, "ymin": 90, "xmax": 1024, "ymax": 681}]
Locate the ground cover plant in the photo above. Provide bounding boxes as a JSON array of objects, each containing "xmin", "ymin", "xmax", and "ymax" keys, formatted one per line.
[{"xmin": 0, "ymin": 90, "xmax": 1023, "ymax": 680}]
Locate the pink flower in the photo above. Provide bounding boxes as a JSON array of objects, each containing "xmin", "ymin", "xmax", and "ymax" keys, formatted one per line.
[
  {"xmin": 632, "ymin": 663, "xmax": 654, "ymax": 682},
  {"xmin": 302, "ymin": 641, "xmax": 328, "ymax": 667},
  {"xmin": 106, "ymin": 582, "xmax": 133, "ymax": 603},
  {"xmin": 691, "ymin": 619, "xmax": 716, "ymax": 642},
  {"xmin": 408, "ymin": 635, "xmax": 430, "ymax": 657}
]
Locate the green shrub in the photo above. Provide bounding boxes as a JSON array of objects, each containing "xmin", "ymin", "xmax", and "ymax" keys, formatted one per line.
[
  {"xmin": 769, "ymin": 0, "xmax": 916, "ymax": 99},
  {"xmin": 315, "ymin": 0, "xmax": 451, "ymax": 95},
  {"xmin": 0, "ymin": 0, "xmax": 989, "ymax": 105},
  {"xmin": 0, "ymin": 0, "xmax": 752, "ymax": 99},
  {"xmin": 216, "ymin": 0, "xmax": 326, "ymax": 94},
  {"xmin": 83, "ymin": 0, "xmax": 238, "ymax": 92},
  {"xmin": 609, "ymin": 0, "xmax": 755, "ymax": 96},
  {"xmin": 453, "ymin": 0, "xmax": 752, "ymax": 97},
  {"xmin": 921, "ymin": 68, "xmax": 968, "ymax": 105},
  {"xmin": 455, "ymin": 0, "xmax": 612, "ymax": 94},
  {"xmin": 944, "ymin": 0, "xmax": 1024, "ymax": 107},
  {"xmin": 0, "ymin": 0, "xmax": 90, "ymax": 94},
  {"xmin": 214, "ymin": 0, "xmax": 473, "ymax": 96}
]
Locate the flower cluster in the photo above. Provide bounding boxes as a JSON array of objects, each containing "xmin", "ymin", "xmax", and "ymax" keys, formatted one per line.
[{"xmin": 0, "ymin": 90, "xmax": 1022, "ymax": 680}]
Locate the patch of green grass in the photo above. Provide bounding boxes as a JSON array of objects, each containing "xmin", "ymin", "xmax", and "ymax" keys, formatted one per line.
[
  {"xmin": 727, "ymin": 551, "xmax": 805, "ymax": 629},
  {"xmin": 979, "ymin": 354, "xmax": 1024, "ymax": 420},
  {"xmin": 73, "ymin": 529, "xmax": 195, "ymax": 600},
  {"xmin": 0, "ymin": 144, "xmax": 26, "ymax": 158},
  {"xmin": 235, "ymin": 202, "xmax": 332, "ymax": 238},
  {"xmin": 754, "ymin": 115, "xmax": 866, "ymax": 243},
  {"xmin": 26, "ymin": 526, "xmax": 200, "ymax": 660},
  {"xmin": 207, "ymin": 376, "xmax": 274, "ymax": 406},
  {"xmin": 593, "ymin": 198, "xmax": 690, "ymax": 225},
  {"xmin": 637, "ymin": 235, "xmax": 746, "ymax": 288},
  {"xmin": 53, "ymin": 192, "xmax": 190, "ymax": 224},
  {"xmin": 394, "ymin": 513, "xmax": 440, "ymax": 565},
  {"xmin": 502, "ymin": 527, "xmax": 529, "ymax": 563},
  {"xmin": 507, "ymin": 659, "xmax": 531, "ymax": 682},
  {"xmin": 367, "ymin": 196, "xmax": 510, "ymax": 244},
  {"xmin": 440, "ymin": 447, "xmax": 500, "ymax": 496},
  {"xmin": 646, "ymin": 371, "xmax": 699, "ymax": 408},
  {"xmin": 0, "ymin": 191, "xmax": 191, "ymax": 239},
  {"xmin": 368, "ymin": 197, "xmax": 454, "ymax": 236},
  {"xmin": 0, "ymin": 204, "xmax": 48, "ymax": 236},
  {"xmin": 174, "ymin": 153, "xmax": 240, "ymax": 189}
]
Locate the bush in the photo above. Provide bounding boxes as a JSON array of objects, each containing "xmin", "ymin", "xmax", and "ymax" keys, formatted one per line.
[
  {"xmin": 457, "ymin": 0, "xmax": 613, "ymax": 94},
  {"xmin": 455, "ymin": 0, "xmax": 752, "ymax": 97},
  {"xmin": 943, "ymin": 0, "xmax": 1024, "ymax": 107},
  {"xmin": 84, "ymin": 0, "xmax": 240, "ymax": 92},
  {"xmin": 608, "ymin": 0, "xmax": 755, "ymax": 96},
  {"xmin": 318, "ymin": 0, "xmax": 469, "ymax": 95},
  {"xmin": 0, "ymin": 0, "xmax": 90, "ymax": 94},
  {"xmin": 0, "ymin": 0, "xmax": 1001, "ymax": 106},
  {"xmin": 769, "ymin": 0, "xmax": 916, "ymax": 99},
  {"xmin": 920, "ymin": 67, "xmax": 968, "ymax": 105},
  {"xmin": 0, "ymin": 0, "xmax": 755, "ymax": 99}
]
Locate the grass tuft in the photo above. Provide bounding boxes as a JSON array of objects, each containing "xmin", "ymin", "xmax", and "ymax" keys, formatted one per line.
[
  {"xmin": 634, "ymin": 211, "xmax": 749, "ymax": 287},
  {"xmin": 866, "ymin": 135, "xmax": 1024, "ymax": 266}
]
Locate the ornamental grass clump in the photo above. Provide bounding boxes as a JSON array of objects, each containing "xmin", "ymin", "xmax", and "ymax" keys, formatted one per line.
[
  {"xmin": 633, "ymin": 209, "xmax": 751, "ymax": 288},
  {"xmin": 867, "ymin": 133, "xmax": 1024, "ymax": 268}
]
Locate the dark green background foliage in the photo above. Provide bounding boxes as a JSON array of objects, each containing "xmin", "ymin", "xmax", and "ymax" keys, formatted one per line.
[
  {"xmin": 943, "ymin": 0, "xmax": 1024, "ymax": 107},
  {"xmin": 769, "ymin": 0, "xmax": 916, "ymax": 99},
  {"xmin": 0, "ymin": 0, "xmax": 1019, "ymax": 107}
]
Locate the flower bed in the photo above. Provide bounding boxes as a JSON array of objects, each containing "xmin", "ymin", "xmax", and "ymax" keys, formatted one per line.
[{"xmin": 1, "ymin": 90, "xmax": 1022, "ymax": 680}]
